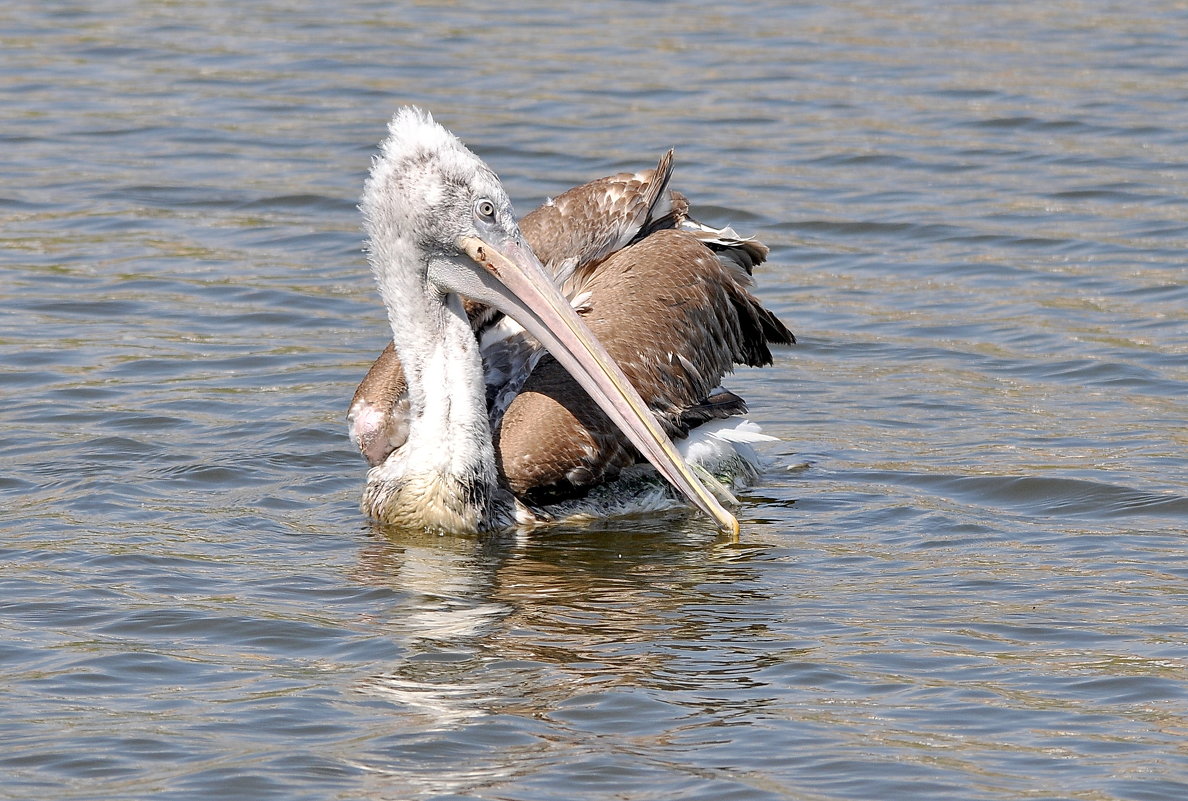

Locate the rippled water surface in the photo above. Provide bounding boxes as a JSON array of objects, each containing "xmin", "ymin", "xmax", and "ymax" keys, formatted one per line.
[{"xmin": 2, "ymin": 1, "xmax": 1186, "ymax": 799}]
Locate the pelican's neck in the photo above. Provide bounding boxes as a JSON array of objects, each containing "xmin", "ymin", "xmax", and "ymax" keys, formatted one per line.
[
  {"xmin": 397, "ymin": 289, "xmax": 490, "ymax": 445},
  {"xmin": 366, "ymin": 259, "xmax": 509, "ymax": 532}
]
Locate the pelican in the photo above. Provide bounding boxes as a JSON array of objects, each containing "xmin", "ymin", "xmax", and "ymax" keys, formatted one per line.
[{"xmin": 349, "ymin": 108, "xmax": 793, "ymax": 535}]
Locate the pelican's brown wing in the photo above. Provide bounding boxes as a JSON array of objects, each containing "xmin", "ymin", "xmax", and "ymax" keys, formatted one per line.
[
  {"xmin": 494, "ymin": 228, "xmax": 793, "ymax": 506},
  {"xmin": 347, "ymin": 340, "xmax": 408, "ymax": 467},
  {"xmin": 519, "ymin": 151, "xmax": 681, "ymax": 291}
]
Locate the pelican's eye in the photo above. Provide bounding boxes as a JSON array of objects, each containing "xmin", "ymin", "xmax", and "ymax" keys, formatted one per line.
[{"xmin": 474, "ymin": 199, "xmax": 497, "ymax": 223}]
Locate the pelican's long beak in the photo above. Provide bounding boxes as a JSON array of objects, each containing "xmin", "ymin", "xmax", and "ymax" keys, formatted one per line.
[{"xmin": 456, "ymin": 233, "xmax": 740, "ymax": 536}]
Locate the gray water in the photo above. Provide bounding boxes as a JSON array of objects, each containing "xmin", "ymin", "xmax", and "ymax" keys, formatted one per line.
[{"xmin": 2, "ymin": 1, "xmax": 1186, "ymax": 799}]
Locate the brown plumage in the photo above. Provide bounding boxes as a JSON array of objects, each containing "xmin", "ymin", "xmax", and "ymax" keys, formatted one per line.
[
  {"xmin": 519, "ymin": 151, "xmax": 682, "ymax": 291},
  {"xmin": 497, "ymin": 229, "xmax": 791, "ymax": 504},
  {"xmin": 348, "ymin": 152, "xmax": 793, "ymax": 512}
]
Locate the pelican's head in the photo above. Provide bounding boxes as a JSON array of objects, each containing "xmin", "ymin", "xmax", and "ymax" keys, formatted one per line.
[
  {"xmin": 361, "ymin": 107, "xmax": 529, "ymax": 310},
  {"xmin": 360, "ymin": 107, "xmax": 740, "ymax": 536}
]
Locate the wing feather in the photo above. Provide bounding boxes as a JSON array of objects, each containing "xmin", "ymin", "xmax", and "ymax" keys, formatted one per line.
[{"xmin": 495, "ymin": 229, "xmax": 792, "ymax": 504}]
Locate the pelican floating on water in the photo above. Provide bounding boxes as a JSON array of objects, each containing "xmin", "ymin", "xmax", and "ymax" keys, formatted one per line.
[{"xmin": 348, "ymin": 108, "xmax": 793, "ymax": 534}]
